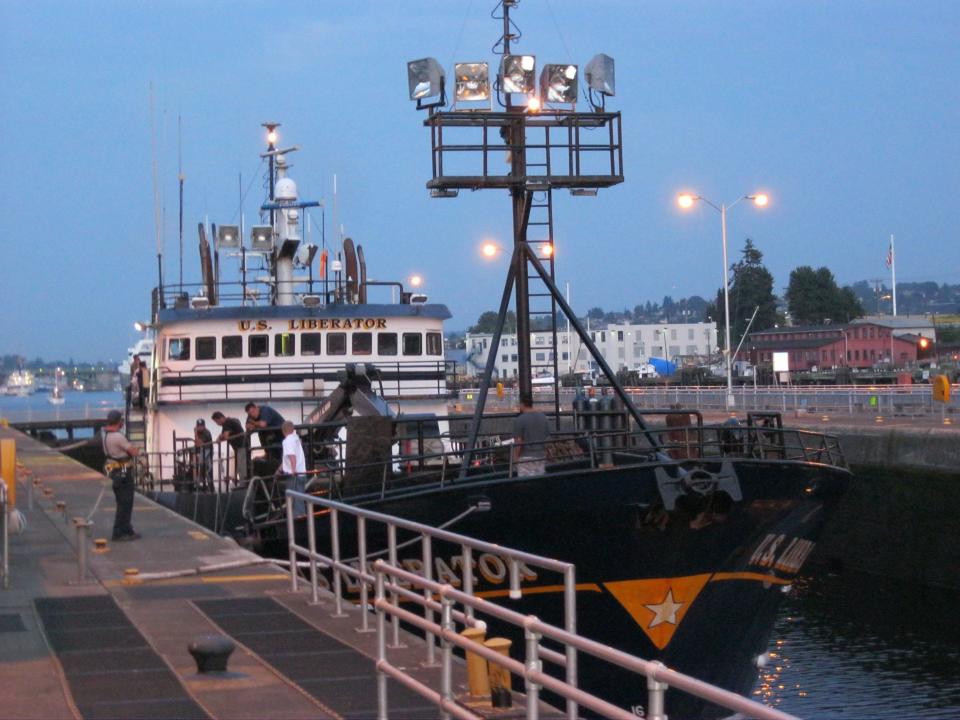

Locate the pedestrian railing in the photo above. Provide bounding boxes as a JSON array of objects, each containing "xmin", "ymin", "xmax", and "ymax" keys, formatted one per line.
[
  {"xmin": 284, "ymin": 491, "xmax": 580, "ymax": 719},
  {"xmin": 285, "ymin": 490, "xmax": 798, "ymax": 720}
]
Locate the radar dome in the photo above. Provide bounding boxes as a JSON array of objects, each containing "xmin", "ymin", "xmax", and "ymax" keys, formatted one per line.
[{"xmin": 274, "ymin": 177, "xmax": 298, "ymax": 201}]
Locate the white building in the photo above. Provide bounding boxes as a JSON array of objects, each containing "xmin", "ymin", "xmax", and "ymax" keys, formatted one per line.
[{"xmin": 464, "ymin": 321, "xmax": 718, "ymax": 379}]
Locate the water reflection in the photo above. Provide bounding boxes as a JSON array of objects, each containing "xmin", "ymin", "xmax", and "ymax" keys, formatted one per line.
[{"xmin": 756, "ymin": 571, "xmax": 960, "ymax": 718}]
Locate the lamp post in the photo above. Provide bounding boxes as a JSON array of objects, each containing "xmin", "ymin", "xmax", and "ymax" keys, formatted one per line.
[{"xmin": 678, "ymin": 192, "xmax": 769, "ymax": 410}]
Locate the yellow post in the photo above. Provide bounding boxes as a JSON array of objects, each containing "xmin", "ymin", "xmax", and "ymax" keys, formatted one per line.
[
  {"xmin": 496, "ymin": 382, "xmax": 504, "ymax": 400},
  {"xmin": 461, "ymin": 626, "xmax": 490, "ymax": 699},
  {"xmin": 0, "ymin": 438, "xmax": 15, "ymax": 509},
  {"xmin": 484, "ymin": 637, "xmax": 512, "ymax": 708}
]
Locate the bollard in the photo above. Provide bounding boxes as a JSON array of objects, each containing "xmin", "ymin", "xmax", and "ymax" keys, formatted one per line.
[
  {"xmin": 188, "ymin": 635, "xmax": 236, "ymax": 673},
  {"xmin": 94, "ymin": 538, "xmax": 108, "ymax": 553},
  {"xmin": 57, "ymin": 501, "xmax": 68, "ymax": 523},
  {"xmin": 73, "ymin": 518, "xmax": 92, "ymax": 584},
  {"xmin": 462, "ymin": 626, "xmax": 490, "ymax": 699},
  {"xmin": 484, "ymin": 637, "xmax": 512, "ymax": 708}
]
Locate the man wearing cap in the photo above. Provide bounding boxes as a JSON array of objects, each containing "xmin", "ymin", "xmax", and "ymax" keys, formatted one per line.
[
  {"xmin": 194, "ymin": 419, "xmax": 213, "ymax": 490},
  {"xmin": 212, "ymin": 411, "xmax": 247, "ymax": 482},
  {"xmin": 102, "ymin": 410, "xmax": 141, "ymax": 541}
]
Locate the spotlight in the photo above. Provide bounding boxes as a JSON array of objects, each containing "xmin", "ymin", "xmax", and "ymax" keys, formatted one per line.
[
  {"xmin": 500, "ymin": 55, "xmax": 536, "ymax": 94},
  {"xmin": 540, "ymin": 64, "xmax": 578, "ymax": 104},
  {"xmin": 250, "ymin": 225, "xmax": 273, "ymax": 251},
  {"xmin": 526, "ymin": 95, "xmax": 542, "ymax": 113},
  {"xmin": 454, "ymin": 62, "xmax": 491, "ymax": 103},
  {"xmin": 216, "ymin": 224, "xmax": 240, "ymax": 249},
  {"xmin": 407, "ymin": 57, "xmax": 445, "ymax": 101},
  {"xmin": 585, "ymin": 53, "xmax": 616, "ymax": 96}
]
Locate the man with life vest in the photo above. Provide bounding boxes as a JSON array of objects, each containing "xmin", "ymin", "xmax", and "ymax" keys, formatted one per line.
[{"xmin": 102, "ymin": 409, "xmax": 140, "ymax": 541}]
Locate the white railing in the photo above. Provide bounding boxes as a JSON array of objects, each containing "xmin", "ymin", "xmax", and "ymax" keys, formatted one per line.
[
  {"xmin": 285, "ymin": 491, "xmax": 579, "ymax": 719},
  {"xmin": 285, "ymin": 491, "xmax": 798, "ymax": 720}
]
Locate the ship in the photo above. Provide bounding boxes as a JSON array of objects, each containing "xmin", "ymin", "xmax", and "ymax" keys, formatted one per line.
[{"xmin": 125, "ymin": 4, "xmax": 851, "ymax": 716}]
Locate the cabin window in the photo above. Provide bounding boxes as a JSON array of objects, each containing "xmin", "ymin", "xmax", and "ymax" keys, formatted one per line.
[
  {"xmin": 274, "ymin": 333, "xmax": 296, "ymax": 357},
  {"xmin": 302, "ymin": 333, "xmax": 322, "ymax": 356},
  {"xmin": 426, "ymin": 332, "xmax": 442, "ymax": 356},
  {"xmin": 352, "ymin": 332, "xmax": 373, "ymax": 355},
  {"xmin": 249, "ymin": 334, "xmax": 269, "ymax": 358},
  {"xmin": 195, "ymin": 337, "xmax": 217, "ymax": 360},
  {"xmin": 327, "ymin": 333, "xmax": 347, "ymax": 355},
  {"xmin": 378, "ymin": 332, "xmax": 398, "ymax": 356},
  {"xmin": 402, "ymin": 332, "xmax": 422, "ymax": 356},
  {"xmin": 167, "ymin": 338, "xmax": 190, "ymax": 361},
  {"xmin": 222, "ymin": 335, "xmax": 242, "ymax": 359}
]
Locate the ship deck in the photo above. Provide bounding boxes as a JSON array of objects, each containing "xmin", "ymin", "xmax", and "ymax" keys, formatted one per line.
[{"xmin": 0, "ymin": 427, "xmax": 560, "ymax": 719}]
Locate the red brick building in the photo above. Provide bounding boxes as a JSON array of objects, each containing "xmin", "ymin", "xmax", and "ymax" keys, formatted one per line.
[{"xmin": 739, "ymin": 322, "xmax": 919, "ymax": 371}]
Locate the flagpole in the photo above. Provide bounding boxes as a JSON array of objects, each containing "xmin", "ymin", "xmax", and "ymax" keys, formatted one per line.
[{"xmin": 890, "ymin": 234, "xmax": 897, "ymax": 316}]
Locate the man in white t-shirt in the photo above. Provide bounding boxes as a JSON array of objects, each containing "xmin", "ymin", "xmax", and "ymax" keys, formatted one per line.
[{"xmin": 277, "ymin": 421, "xmax": 307, "ymax": 516}]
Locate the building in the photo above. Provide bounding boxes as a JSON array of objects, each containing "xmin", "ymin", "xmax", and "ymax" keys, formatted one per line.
[
  {"xmin": 464, "ymin": 321, "xmax": 718, "ymax": 380},
  {"xmin": 739, "ymin": 321, "xmax": 922, "ymax": 371}
]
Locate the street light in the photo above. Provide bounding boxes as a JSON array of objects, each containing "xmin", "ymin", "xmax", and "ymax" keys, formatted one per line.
[{"xmin": 678, "ymin": 191, "xmax": 770, "ymax": 410}]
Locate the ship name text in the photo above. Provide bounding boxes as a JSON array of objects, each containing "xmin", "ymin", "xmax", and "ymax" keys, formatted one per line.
[
  {"xmin": 237, "ymin": 318, "xmax": 388, "ymax": 332},
  {"xmin": 749, "ymin": 533, "xmax": 816, "ymax": 575}
]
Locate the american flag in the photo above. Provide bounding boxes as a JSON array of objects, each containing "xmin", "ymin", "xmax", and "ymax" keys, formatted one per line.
[{"xmin": 885, "ymin": 239, "xmax": 894, "ymax": 268}]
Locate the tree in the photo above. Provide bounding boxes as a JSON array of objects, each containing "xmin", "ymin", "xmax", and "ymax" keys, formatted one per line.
[
  {"xmin": 710, "ymin": 239, "xmax": 780, "ymax": 349},
  {"xmin": 786, "ymin": 266, "xmax": 864, "ymax": 324},
  {"xmin": 586, "ymin": 307, "xmax": 605, "ymax": 320},
  {"xmin": 469, "ymin": 310, "xmax": 516, "ymax": 333}
]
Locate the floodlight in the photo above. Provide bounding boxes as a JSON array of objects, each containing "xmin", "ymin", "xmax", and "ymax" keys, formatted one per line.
[
  {"xmin": 540, "ymin": 64, "xmax": 578, "ymax": 104},
  {"xmin": 216, "ymin": 224, "xmax": 240, "ymax": 249},
  {"xmin": 250, "ymin": 225, "xmax": 273, "ymax": 251},
  {"xmin": 430, "ymin": 189, "xmax": 458, "ymax": 198},
  {"xmin": 190, "ymin": 295, "xmax": 210, "ymax": 309},
  {"xmin": 302, "ymin": 294, "xmax": 322, "ymax": 307},
  {"xmin": 454, "ymin": 62, "xmax": 490, "ymax": 102},
  {"xmin": 584, "ymin": 53, "xmax": 615, "ymax": 96},
  {"xmin": 407, "ymin": 57, "xmax": 445, "ymax": 101},
  {"xmin": 500, "ymin": 55, "xmax": 536, "ymax": 94}
]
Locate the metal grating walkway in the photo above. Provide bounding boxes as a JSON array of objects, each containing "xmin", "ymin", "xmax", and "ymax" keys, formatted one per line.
[
  {"xmin": 195, "ymin": 597, "xmax": 437, "ymax": 719},
  {"xmin": 34, "ymin": 595, "xmax": 210, "ymax": 720}
]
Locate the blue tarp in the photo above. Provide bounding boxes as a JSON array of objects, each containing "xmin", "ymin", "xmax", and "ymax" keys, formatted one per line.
[{"xmin": 648, "ymin": 357, "xmax": 676, "ymax": 376}]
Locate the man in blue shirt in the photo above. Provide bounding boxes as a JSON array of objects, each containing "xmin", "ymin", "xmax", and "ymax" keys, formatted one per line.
[{"xmin": 245, "ymin": 402, "xmax": 285, "ymax": 464}]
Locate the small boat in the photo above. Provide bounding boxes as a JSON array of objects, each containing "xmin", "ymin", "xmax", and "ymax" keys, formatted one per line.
[
  {"xmin": 4, "ymin": 367, "xmax": 35, "ymax": 396},
  {"xmin": 48, "ymin": 368, "xmax": 66, "ymax": 405}
]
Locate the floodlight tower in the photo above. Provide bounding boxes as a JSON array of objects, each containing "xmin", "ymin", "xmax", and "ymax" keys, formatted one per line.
[{"xmin": 407, "ymin": 0, "xmax": 630, "ymax": 419}]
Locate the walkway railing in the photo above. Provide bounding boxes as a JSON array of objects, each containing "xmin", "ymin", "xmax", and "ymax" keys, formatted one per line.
[
  {"xmin": 285, "ymin": 491, "xmax": 798, "ymax": 720},
  {"xmin": 284, "ymin": 492, "xmax": 579, "ymax": 719}
]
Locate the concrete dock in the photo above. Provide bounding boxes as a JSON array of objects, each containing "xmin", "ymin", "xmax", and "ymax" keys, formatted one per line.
[{"xmin": 0, "ymin": 428, "xmax": 549, "ymax": 719}]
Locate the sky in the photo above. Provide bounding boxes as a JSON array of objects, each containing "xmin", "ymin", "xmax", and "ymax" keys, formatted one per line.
[{"xmin": 1, "ymin": 0, "xmax": 958, "ymax": 363}]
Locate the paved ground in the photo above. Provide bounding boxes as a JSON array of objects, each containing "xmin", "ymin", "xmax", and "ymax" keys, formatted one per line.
[{"xmin": 1, "ymin": 428, "xmax": 558, "ymax": 719}]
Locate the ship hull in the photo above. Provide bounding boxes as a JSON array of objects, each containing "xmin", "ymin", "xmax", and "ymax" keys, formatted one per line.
[{"xmin": 171, "ymin": 455, "xmax": 848, "ymax": 717}]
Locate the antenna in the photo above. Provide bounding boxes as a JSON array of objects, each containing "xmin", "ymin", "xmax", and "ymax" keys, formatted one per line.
[
  {"xmin": 149, "ymin": 83, "xmax": 164, "ymax": 310},
  {"xmin": 178, "ymin": 114, "xmax": 184, "ymax": 295}
]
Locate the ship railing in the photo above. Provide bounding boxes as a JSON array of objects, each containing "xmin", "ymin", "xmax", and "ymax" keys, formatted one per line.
[
  {"xmin": 284, "ymin": 491, "xmax": 582, "ymax": 720},
  {"xmin": 285, "ymin": 491, "xmax": 797, "ymax": 720},
  {"xmin": 155, "ymin": 359, "xmax": 454, "ymax": 403},
  {"xmin": 643, "ymin": 424, "xmax": 848, "ymax": 469}
]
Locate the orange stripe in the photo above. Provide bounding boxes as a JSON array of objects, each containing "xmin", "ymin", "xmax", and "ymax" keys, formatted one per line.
[
  {"xmin": 476, "ymin": 583, "xmax": 602, "ymax": 599},
  {"xmin": 710, "ymin": 571, "xmax": 792, "ymax": 585}
]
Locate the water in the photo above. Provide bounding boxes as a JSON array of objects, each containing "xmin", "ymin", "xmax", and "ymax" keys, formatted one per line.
[
  {"xmin": 0, "ymin": 390, "xmax": 122, "ymax": 431},
  {"xmin": 4, "ymin": 392, "xmax": 957, "ymax": 717},
  {"xmin": 755, "ymin": 571, "xmax": 960, "ymax": 718}
]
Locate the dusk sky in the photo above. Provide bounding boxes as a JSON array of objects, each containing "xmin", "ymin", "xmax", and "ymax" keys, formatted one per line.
[{"xmin": 1, "ymin": 0, "xmax": 957, "ymax": 362}]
